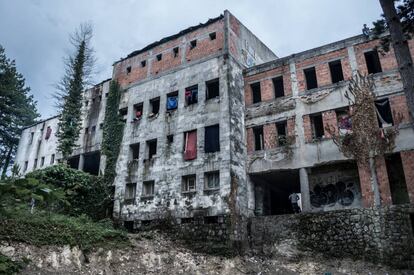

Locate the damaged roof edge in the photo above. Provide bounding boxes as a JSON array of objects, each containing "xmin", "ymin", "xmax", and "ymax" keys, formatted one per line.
[
  {"xmin": 113, "ymin": 14, "xmax": 224, "ymax": 66},
  {"xmin": 22, "ymin": 115, "xmax": 60, "ymax": 131}
]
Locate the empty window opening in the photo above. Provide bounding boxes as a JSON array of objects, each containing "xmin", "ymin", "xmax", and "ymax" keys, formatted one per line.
[
  {"xmin": 156, "ymin": 54, "xmax": 162, "ymax": 61},
  {"xmin": 125, "ymin": 182, "xmax": 137, "ymax": 203},
  {"xmin": 126, "ymin": 66, "xmax": 132, "ymax": 74},
  {"xmin": 182, "ymin": 175, "xmax": 196, "ymax": 193},
  {"xmin": 184, "ymin": 130, "xmax": 197, "ymax": 160},
  {"xmin": 276, "ymin": 121, "xmax": 287, "ymax": 146},
  {"xmin": 123, "ymin": 221, "xmax": 134, "ymax": 232},
  {"xmin": 253, "ymin": 126, "xmax": 264, "ymax": 151},
  {"xmin": 147, "ymin": 139, "xmax": 157, "ymax": 159},
  {"xmin": 273, "ymin": 76, "xmax": 285, "ymax": 98},
  {"xmin": 166, "ymin": 91, "xmax": 178, "ymax": 111},
  {"xmin": 24, "ymin": 161, "xmax": 28, "ymax": 172},
  {"xmin": 204, "ymin": 216, "xmax": 219, "ymax": 224},
  {"xmin": 311, "ymin": 114, "xmax": 324, "ymax": 139},
  {"xmin": 181, "ymin": 217, "xmax": 193, "ymax": 224},
  {"xmin": 130, "ymin": 143, "xmax": 140, "ymax": 160},
  {"xmin": 251, "ymin": 82, "xmax": 261, "ymax": 103},
  {"xmin": 364, "ymin": 49, "xmax": 382, "ymax": 74},
  {"xmin": 205, "ymin": 171, "xmax": 220, "ymax": 190},
  {"xmin": 40, "ymin": 157, "xmax": 45, "ymax": 167},
  {"xmin": 206, "ymin": 78, "xmax": 220, "ymax": 99},
  {"xmin": 50, "ymin": 154, "xmax": 55, "ymax": 165},
  {"xmin": 385, "ymin": 153, "xmax": 410, "ymax": 204},
  {"xmin": 205, "ymin": 124, "xmax": 220, "ymax": 153},
  {"xmin": 99, "ymin": 123, "xmax": 104, "ymax": 129},
  {"xmin": 185, "ymin": 85, "xmax": 198, "ymax": 106},
  {"xmin": 99, "ymin": 95, "xmax": 102, "ymax": 102},
  {"xmin": 83, "ymin": 151, "xmax": 101, "ymax": 175},
  {"xmin": 167, "ymin": 134, "xmax": 174, "ymax": 143},
  {"xmin": 91, "ymin": 125, "xmax": 96, "ymax": 135},
  {"xmin": 119, "ymin": 107, "xmax": 128, "ymax": 122},
  {"xmin": 375, "ymin": 98, "xmax": 394, "ymax": 127},
  {"xmin": 33, "ymin": 158, "xmax": 38, "ymax": 170},
  {"xmin": 209, "ymin": 32, "xmax": 216, "ymax": 40},
  {"xmin": 190, "ymin": 40, "xmax": 197, "ymax": 49},
  {"xmin": 29, "ymin": 132, "xmax": 34, "ymax": 144},
  {"xmin": 141, "ymin": 60, "xmax": 146, "ymax": 67},
  {"xmin": 173, "ymin": 47, "xmax": 179, "ymax": 57},
  {"xmin": 329, "ymin": 60, "xmax": 344, "ymax": 83},
  {"xmin": 67, "ymin": 155, "xmax": 80, "ymax": 170},
  {"xmin": 133, "ymin": 103, "xmax": 143, "ymax": 120},
  {"xmin": 410, "ymin": 214, "xmax": 414, "ymax": 237},
  {"xmin": 85, "ymin": 100, "xmax": 89, "ymax": 106},
  {"xmin": 92, "ymin": 97, "xmax": 96, "ymax": 104},
  {"xmin": 45, "ymin": 126, "xmax": 52, "ymax": 140},
  {"xmin": 142, "ymin": 180, "xmax": 155, "ymax": 197},
  {"xmin": 149, "ymin": 97, "xmax": 160, "ymax": 117},
  {"xmin": 105, "ymin": 92, "xmax": 108, "ymax": 98},
  {"xmin": 304, "ymin": 67, "xmax": 318, "ymax": 90},
  {"xmin": 85, "ymin": 127, "xmax": 89, "ymax": 135}
]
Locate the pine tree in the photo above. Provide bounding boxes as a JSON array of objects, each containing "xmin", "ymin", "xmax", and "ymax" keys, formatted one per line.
[
  {"xmin": 56, "ymin": 24, "xmax": 95, "ymax": 160},
  {"xmin": 0, "ymin": 45, "xmax": 39, "ymax": 178}
]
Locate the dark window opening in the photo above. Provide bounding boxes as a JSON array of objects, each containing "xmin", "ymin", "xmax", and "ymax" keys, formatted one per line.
[
  {"xmin": 83, "ymin": 151, "xmax": 101, "ymax": 175},
  {"xmin": 33, "ymin": 159, "xmax": 37, "ymax": 169},
  {"xmin": 375, "ymin": 98, "xmax": 394, "ymax": 127},
  {"xmin": 126, "ymin": 66, "xmax": 131, "ymax": 74},
  {"xmin": 251, "ymin": 82, "xmax": 261, "ymax": 103},
  {"xmin": 273, "ymin": 76, "xmax": 285, "ymax": 98},
  {"xmin": 204, "ymin": 216, "xmax": 218, "ymax": 224},
  {"xmin": 92, "ymin": 97, "xmax": 96, "ymax": 103},
  {"xmin": 141, "ymin": 60, "xmax": 146, "ymax": 67},
  {"xmin": 182, "ymin": 174, "xmax": 196, "ymax": 192},
  {"xmin": 173, "ymin": 47, "xmax": 179, "ymax": 57},
  {"xmin": 123, "ymin": 221, "xmax": 134, "ymax": 232},
  {"xmin": 119, "ymin": 107, "xmax": 128, "ymax": 122},
  {"xmin": 147, "ymin": 139, "xmax": 157, "ymax": 159},
  {"xmin": 185, "ymin": 85, "xmax": 198, "ymax": 106},
  {"xmin": 253, "ymin": 126, "xmax": 264, "ymax": 151},
  {"xmin": 40, "ymin": 157, "xmax": 45, "ymax": 167},
  {"xmin": 85, "ymin": 100, "xmax": 89, "ymax": 106},
  {"xmin": 385, "ymin": 153, "xmax": 410, "ymax": 204},
  {"xmin": 329, "ymin": 60, "xmax": 344, "ymax": 83},
  {"xmin": 50, "ymin": 154, "xmax": 55, "ymax": 165},
  {"xmin": 85, "ymin": 127, "xmax": 89, "ymax": 134},
  {"xmin": 99, "ymin": 123, "xmax": 104, "ymax": 129},
  {"xmin": 68, "ymin": 155, "xmax": 79, "ymax": 169},
  {"xmin": 133, "ymin": 103, "xmax": 143, "ymax": 120},
  {"xmin": 181, "ymin": 217, "xmax": 193, "ymax": 224},
  {"xmin": 105, "ymin": 92, "xmax": 109, "ymax": 98},
  {"xmin": 142, "ymin": 181, "xmax": 155, "ymax": 197},
  {"xmin": 206, "ymin": 78, "xmax": 220, "ymax": 99},
  {"xmin": 276, "ymin": 121, "xmax": 287, "ymax": 146},
  {"xmin": 167, "ymin": 134, "xmax": 174, "ymax": 143},
  {"xmin": 304, "ymin": 67, "xmax": 318, "ymax": 90},
  {"xmin": 205, "ymin": 171, "xmax": 220, "ymax": 190},
  {"xmin": 29, "ymin": 132, "xmax": 34, "ymax": 144},
  {"xmin": 24, "ymin": 161, "xmax": 28, "ymax": 172},
  {"xmin": 209, "ymin": 32, "xmax": 216, "ymax": 40},
  {"xmin": 364, "ymin": 49, "xmax": 382, "ymax": 74},
  {"xmin": 149, "ymin": 97, "xmax": 160, "ymax": 117},
  {"xmin": 205, "ymin": 124, "xmax": 220, "ymax": 153},
  {"xmin": 311, "ymin": 114, "xmax": 324, "ymax": 139},
  {"xmin": 99, "ymin": 95, "xmax": 102, "ymax": 102},
  {"xmin": 91, "ymin": 125, "xmax": 96, "ymax": 134},
  {"xmin": 184, "ymin": 130, "xmax": 197, "ymax": 160},
  {"xmin": 410, "ymin": 214, "xmax": 414, "ymax": 236},
  {"xmin": 125, "ymin": 182, "xmax": 137, "ymax": 202},
  {"xmin": 156, "ymin": 54, "xmax": 162, "ymax": 61},
  {"xmin": 190, "ymin": 40, "xmax": 197, "ymax": 49},
  {"xmin": 130, "ymin": 143, "xmax": 140, "ymax": 160},
  {"xmin": 45, "ymin": 126, "xmax": 52, "ymax": 140},
  {"xmin": 166, "ymin": 91, "xmax": 178, "ymax": 111}
]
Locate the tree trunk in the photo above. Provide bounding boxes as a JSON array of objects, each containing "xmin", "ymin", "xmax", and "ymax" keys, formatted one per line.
[
  {"xmin": 1, "ymin": 146, "xmax": 13, "ymax": 179},
  {"xmin": 379, "ymin": 0, "xmax": 414, "ymax": 121},
  {"xmin": 369, "ymin": 157, "xmax": 381, "ymax": 206}
]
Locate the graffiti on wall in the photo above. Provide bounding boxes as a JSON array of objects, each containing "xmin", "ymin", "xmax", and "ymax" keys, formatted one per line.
[{"xmin": 310, "ymin": 181, "xmax": 355, "ymax": 208}]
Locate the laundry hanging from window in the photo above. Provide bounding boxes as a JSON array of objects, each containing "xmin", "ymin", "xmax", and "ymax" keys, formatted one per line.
[
  {"xmin": 185, "ymin": 85, "xmax": 198, "ymax": 106},
  {"xmin": 184, "ymin": 130, "xmax": 197, "ymax": 160},
  {"xmin": 167, "ymin": 91, "xmax": 178, "ymax": 110},
  {"xmin": 375, "ymin": 98, "xmax": 394, "ymax": 127}
]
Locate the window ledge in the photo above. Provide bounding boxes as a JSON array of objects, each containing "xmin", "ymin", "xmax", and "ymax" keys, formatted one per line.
[
  {"xmin": 182, "ymin": 190, "xmax": 197, "ymax": 195},
  {"xmin": 140, "ymin": 195, "xmax": 154, "ymax": 200}
]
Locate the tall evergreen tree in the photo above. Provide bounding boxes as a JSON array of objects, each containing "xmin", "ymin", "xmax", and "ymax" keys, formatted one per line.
[
  {"xmin": 56, "ymin": 23, "xmax": 95, "ymax": 160},
  {"xmin": 0, "ymin": 45, "xmax": 39, "ymax": 178}
]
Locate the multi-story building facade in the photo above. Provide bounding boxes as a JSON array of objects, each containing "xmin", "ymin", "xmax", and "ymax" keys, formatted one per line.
[{"xmin": 15, "ymin": 11, "xmax": 414, "ymax": 227}]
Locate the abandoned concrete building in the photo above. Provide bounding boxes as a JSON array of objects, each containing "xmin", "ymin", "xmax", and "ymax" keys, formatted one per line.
[{"xmin": 15, "ymin": 11, "xmax": 414, "ymax": 227}]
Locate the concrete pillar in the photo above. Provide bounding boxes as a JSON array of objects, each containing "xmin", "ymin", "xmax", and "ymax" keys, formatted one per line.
[
  {"xmin": 347, "ymin": 46, "xmax": 358, "ymax": 75},
  {"xmin": 254, "ymin": 184, "xmax": 264, "ymax": 216},
  {"xmin": 78, "ymin": 154, "xmax": 84, "ymax": 171},
  {"xmin": 299, "ymin": 168, "xmax": 311, "ymax": 212}
]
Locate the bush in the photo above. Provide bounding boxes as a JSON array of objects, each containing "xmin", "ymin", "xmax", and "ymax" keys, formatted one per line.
[
  {"xmin": 0, "ymin": 208, "xmax": 129, "ymax": 251},
  {"xmin": 0, "ymin": 254, "xmax": 25, "ymax": 275},
  {"xmin": 27, "ymin": 165, "xmax": 112, "ymax": 220}
]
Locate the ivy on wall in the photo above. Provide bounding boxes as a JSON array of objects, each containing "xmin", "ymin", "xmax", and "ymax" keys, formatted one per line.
[{"xmin": 102, "ymin": 81, "xmax": 125, "ymax": 186}]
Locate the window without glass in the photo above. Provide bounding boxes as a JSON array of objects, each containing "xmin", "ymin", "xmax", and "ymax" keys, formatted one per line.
[
  {"xmin": 209, "ymin": 32, "xmax": 216, "ymax": 40},
  {"xmin": 141, "ymin": 60, "xmax": 146, "ymax": 67},
  {"xmin": 166, "ymin": 91, "xmax": 178, "ymax": 111},
  {"xmin": 142, "ymin": 181, "xmax": 154, "ymax": 197},
  {"xmin": 126, "ymin": 66, "xmax": 131, "ymax": 74},
  {"xmin": 329, "ymin": 60, "xmax": 344, "ymax": 83},
  {"xmin": 184, "ymin": 130, "xmax": 197, "ymax": 160},
  {"xmin": 205, "ymin": 124, "xmax": 220, "ymax": 153},
  {"xmin": 173, "ymin": 47, "xmax": 179, "ymax": 57},
  {"xmin": 40, "ymin": 157, "xmax": 45, "ymax": 167},
  {"xmin": 33, "ymin": 158, "xmax": 38, "ymax": 170},
  {"xmin": 125, "ymin": 183, "xmax": 136, "ymax": 202},
  {"xmin": 119, "ymin": 107, "xmax": 128, "ymax": 122},
  {"xmin": 182, "ymin": 175, "xmax": 196, "ymax": 192},
  {"xmin": 29, "ymin": 132, "xmax": 34, "ymax": 144},
  {"xmin": 364, "ymin": 49, "xmax": 382, "ymax": 74},
  {"xmin": 130, "ymin": 143, "xmax": 140, "ymax": 160},
  {"xmin": 276, "ymin": 121, "xmax": 287, "ymax": 146},
  {"xmin": 273, "ymin": 76, "xmax": 284, "ymax": 98},
  {"xmin": 375, "ymin": 98, "xmax": 394, "ymax": 127},
  {"xmin": 304, "ymin": 67, "xmax": 318, "ymax": 90},
  {"xmin": 253, "ymin": 126, "xmax": 264, "ymax": 151},
  {"xmin": 50, "ymin": 154, "xmax": 55, "ymax": 165},
  {"xmin": 185, "ymin": 85, "xmax": 198, "ymax": 106},
  {"xmin": 311, "ymin": 114, "xmax": 324, "ymax": 139},
  {"xmin": 251, "ymin": 82, "xmax": 261, "ymax": 103},
  {"xmin": 206, "ymin": 78, "xmax": 220, "ymax": 99},
  {"xmin": 133, "ymin": 103, "xmax": 143, "ymax": 120},
  {"xmin": 205, "ymin": 171, "xmax": 220, "ymax": 190},
  {"xmin": 167, "ymin": 134, "xmax": 174, "ymax": 143},
  {"xmin": 156, "ymin": 54, "xmax": 162, "ymax": 61},
  {"xmin": 190, "ymin": 40, "xmax": 197, "ymax": 49},
  {"xmin": 147, "ymin": 139, "xmax": 157, "ymax": 159},
  {"xmin": 149, "ymin": 97, "xmax": 160, "ymax": 116}
]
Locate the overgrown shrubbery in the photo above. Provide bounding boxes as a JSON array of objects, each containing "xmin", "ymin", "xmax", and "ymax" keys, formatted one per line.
[
  {"xmin": 27, "ymin": 164, "xmax": 112, "ymax": 220},
  {"xmin": 0, "ymin": 254, "xmax": 26, "ymax": 275}
]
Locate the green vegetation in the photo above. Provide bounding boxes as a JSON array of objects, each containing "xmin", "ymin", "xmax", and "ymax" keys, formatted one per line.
[
  {"xmin": 102, "ymin": 80, "xmax": 125, "ymax": 186},
  {"xmin": 0, "ymin": 254, "xmax": 26, "ymax": 275}
]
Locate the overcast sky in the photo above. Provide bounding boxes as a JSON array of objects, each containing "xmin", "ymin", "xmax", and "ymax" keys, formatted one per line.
[{"xmin": 0, "ymin": 0, "xmax": 383, "ymax": 119}]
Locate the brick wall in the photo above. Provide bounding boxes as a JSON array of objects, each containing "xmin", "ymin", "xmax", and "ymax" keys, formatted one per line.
[
  {"xmin": 357, "ymin": 161, "xmax": 375, "ymax": 207},
  {"xmin": 375, "ymin": 156, "xmax": 392, "ymax": 205},
  {"xmin": 302, "ymin": 115, "xmax": 312, "ymax": 143},
  {"xmin": 401, "ymin": 150, "xmax": 414, "ymax": 203},
  {"xmin": 390, "ymin": 94, "xmax": 412, "ymax": 124},
  {"xmin": 263, "ymin": 124, "xmax": 277, "ymax": 149},
  {"xmin": 246, "ymin": 127, "xmax": 254, "ymax": 153},
  {"xmin": 287, "ymin": 117, "xmax": 296, "ymax": 138},
  {"xmin": 322, "ymin": 110, "xmax": 338, "ymax": 138}
]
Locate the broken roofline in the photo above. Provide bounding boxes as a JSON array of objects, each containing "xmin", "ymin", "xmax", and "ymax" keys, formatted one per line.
[{"xmin": 113, "ymin": 14, "xmax": 225, "ymax": 65}]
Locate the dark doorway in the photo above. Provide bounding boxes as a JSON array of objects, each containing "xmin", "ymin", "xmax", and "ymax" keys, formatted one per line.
[
  {"xmin": 83, "ymin": 151, "xmax": 101, "ymax": 175},
  {"xmin": 385, "ymin": 153, "xmax": 410, "ymax": 204},
  {"xmin": 251, "ymin": 170, "xmax": 300, "ymax": 215},
  {"xmin": 67, "ymin": 155, "xmax": 80, "ymax": 170}
]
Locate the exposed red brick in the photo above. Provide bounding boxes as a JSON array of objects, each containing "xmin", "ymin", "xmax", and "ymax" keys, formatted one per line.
[
  {"xmin": 287, "ymin": 117, "xmax": 296, "ymax": 139},
  {"xmin": 302, "ymin": 115, "xmax": 312, "ymax": 143},
  {"xmin": 322, "ymin": 110, "xmax": 338, "ymax": 138},
  {"xmin": 263, "ymin": 124, "xmax": 277, "ymax": 149},
  {"xmin": 246, "ymin": 127, "xmax": 254, "ymax": 153},
  {"xmin": 357, "ymin": 161, "xmax": 375, "ymax": 207},
  {"xmin": 400, "ymin": 150, "xmax": 414, "ymax": 203},
  {"xmin": 375, "ymin": 156, "xmax": 392, "ymax": 205},
  {"xmin": 389, "ymin": 94, "xmax": 412, "ymax": 124}
]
